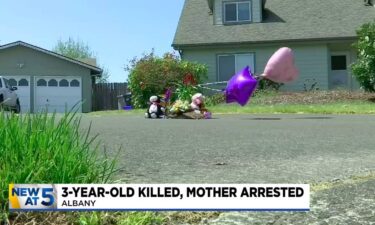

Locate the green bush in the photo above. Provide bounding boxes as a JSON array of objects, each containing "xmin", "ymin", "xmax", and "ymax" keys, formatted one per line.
[
  {"xmin": 257, "ymin": 79, "xmax": 283, "ymax": 91},
  {"xmin": 175, "ymin": 82, "xmax": 199, "ymax": 102},
  {"xmin": 126, "ymin": 51, "xmax": 207, "ymax": 108},
  {"xmin": 351, "ymin": 21, "xmax": 375, "ymax": 92},
  {"xmin": 205, "ymin": 93, "xmax": 226, "ymax": 106},
  {"xmin": 0, "ymin": 110, "xmax": 117, "ymax": 215}
]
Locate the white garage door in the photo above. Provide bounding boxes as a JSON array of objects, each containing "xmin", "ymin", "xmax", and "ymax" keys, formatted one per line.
[
  {"xmin": 3, "ymin": 76, "xmax": 31, "ymax": 112},
  {"xmin": 34, "ymin": 77, "xmax": 82, "ymax": 113}
]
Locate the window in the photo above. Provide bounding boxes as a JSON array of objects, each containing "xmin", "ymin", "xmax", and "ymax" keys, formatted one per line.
[
  {"xmin": 331, "ymin": 55, "xmax": 347, "ymax": 70},
  {"xmin": 0, "ymin": 79, "xmax": 2, "ymax": 88},
  {"xmin": 59, "ymin": 79, "xmax": 69, "ymax": 87},
  {"xmin": 48, "ymin": 79, "xmax": 58, "ymax": 87},
  {"xmin": 218, "ymin": 53, "xmax": 255, "ymax": 81},
  {"xmin": 70, "ymin": 79, "xmax": 80, "ymax": 87},
  {"xmin": 218, "ymin": 55, "xmax": 235, "ymax": 81},
  {"xmin": 37, "ymin": 79, "xmax": 47, "ymax": 86},
  {"xmin": 19, "ymin": 79, "xmax": 29, "ymax": 86},
  {"xmin": 8, "ymin": 79, "xmax": 17, "ymax": 87},
  {"xmin": 224, "ymin": 1, "xmax": 251, "ymax": 23}
]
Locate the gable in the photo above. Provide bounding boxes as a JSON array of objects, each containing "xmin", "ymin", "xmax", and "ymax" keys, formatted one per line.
[
  {"xmin": 173, "ymin": 0, "xmax": 375, "ymax": 48},
  {"xmin": 0, "ymin": 45, "xmax": 93, "ymax": 76},
  {"xmin": 0, "ymin": 41, "xmax": 102, "ymax": 76}
]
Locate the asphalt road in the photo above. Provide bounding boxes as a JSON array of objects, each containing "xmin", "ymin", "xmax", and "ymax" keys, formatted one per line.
[
  {"xmin": 80, "ymin": 114, "xmax": 375, "ymax": 224},
  {"xmin": 81, "ymin": 114, "xmax": 375, "ymax": 184}
]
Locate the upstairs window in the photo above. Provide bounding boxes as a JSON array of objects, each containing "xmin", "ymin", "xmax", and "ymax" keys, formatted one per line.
[{"xmin": 224, "ymin": 1, "xmax": 251, "ymax": 24}]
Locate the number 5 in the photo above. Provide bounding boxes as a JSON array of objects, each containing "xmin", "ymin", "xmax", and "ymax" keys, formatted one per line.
[{"xmin": 41, "ymin": 188, "xmax": 54, "ymax": 206}]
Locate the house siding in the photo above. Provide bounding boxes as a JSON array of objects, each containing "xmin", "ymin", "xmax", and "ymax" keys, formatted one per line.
[
  {"xmin": 328, "ymin": 43, "xmax": 360, "ymax": 90},
  {"xmin": 182, "ymin": 43, "xmax": 331, "ymax": 91},
  {"xmin": 214, "ymin": 0, "xmax": 262, "ymax": 25},
  {"xmin": 0, "ymin": 46, "xmax": 92, "ymax": 112},
  {"xmin": 252, "ymin": 0, "xmax": 262, "ymax": 22}
]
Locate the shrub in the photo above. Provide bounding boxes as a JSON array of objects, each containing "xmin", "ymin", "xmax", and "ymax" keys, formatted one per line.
[
  {"xmin": 351, "ymin": 21, "xmax": 375, "ymax": 92},
  {"xmin": 257, "ymin": 79, "xmax": 283, "ymax": 91},
  {"xmin": 303, "ymin": 79, "xmax": 319, "ymax": 92},
  {"xmin": 126, "ymin": 51, "xmax": 207, "ymax": 108},
  {"xmin": 0, "ymin": 110, "xmax": 117, "ymax": 215},
  {"xmin": 175, "ymin": 82, "xmax": 199, "ymax": 102},
  {"xmin": 205, "ymin": 93, "xmax": 226, "ymax": 106}
]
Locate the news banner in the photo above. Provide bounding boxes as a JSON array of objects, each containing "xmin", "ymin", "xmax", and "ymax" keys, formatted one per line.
[{"xmin": 9, "ymin": 184, "xmax": 310, "ymax": 211}]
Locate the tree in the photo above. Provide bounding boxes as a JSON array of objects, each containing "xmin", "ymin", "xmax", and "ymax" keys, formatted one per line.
[
  {"xmin": 53, "ymin": 38, "xmax": 109, "ymax": 83},
  {"xmin": 126, "ymin": 51, "xmax": 207, "ymax": 108},
  {"xmin": 351, "ymin": 21, "xmax": 375, "ymax": 92}
]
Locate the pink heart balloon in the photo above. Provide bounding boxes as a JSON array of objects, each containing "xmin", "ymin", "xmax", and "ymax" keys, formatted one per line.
[{"xmin": 263, "ymin": 47, "xmax": 299, "ymax": 83}]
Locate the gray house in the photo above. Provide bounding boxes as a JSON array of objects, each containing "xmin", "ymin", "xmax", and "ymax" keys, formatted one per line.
[
  {"xmin": 173, "ymin": 0, "xmax": 375, "ymax": 91},
  {"xmin": 0, "ymin": 41, "xmax": 102, "ymax": 113}
]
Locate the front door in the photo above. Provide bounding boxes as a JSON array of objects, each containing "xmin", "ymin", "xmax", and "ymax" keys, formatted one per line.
[{"xmin": 329, "ymin": 53, "xmax": 349, "ymax": 89}]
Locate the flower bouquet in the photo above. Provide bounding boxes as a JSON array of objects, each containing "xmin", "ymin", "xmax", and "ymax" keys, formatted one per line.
[{"xmin": 169, "ymin": 100, "xmax": 191, "ymax": 115}]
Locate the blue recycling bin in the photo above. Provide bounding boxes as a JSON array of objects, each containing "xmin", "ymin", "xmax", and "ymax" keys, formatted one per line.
[{"xmin": 123, "ymin": 92, "xmax": 132, "ymax": 110}]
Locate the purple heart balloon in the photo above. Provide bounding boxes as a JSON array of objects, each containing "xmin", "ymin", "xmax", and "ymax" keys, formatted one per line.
[{"xmin": 226, "ymin": 66, "xmax": 257, "ymax": 106}]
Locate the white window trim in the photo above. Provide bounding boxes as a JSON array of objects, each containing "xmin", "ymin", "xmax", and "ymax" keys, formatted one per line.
[
  {"xmin": 217, "ymin": 53, "xmax": 255, "ymax": 81},
  {"xmin": 223, "ymin": 1, "xmax": 252, "ymax": 23}
]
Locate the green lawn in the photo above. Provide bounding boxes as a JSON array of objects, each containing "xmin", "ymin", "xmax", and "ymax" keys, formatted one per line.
[
  {"xmin": 210, "ymin": 101, "xmax": 375, "ymax": 114},
  {"xmin": 90, "ymin": 91, "xmax": 375, "ymax": 116},
  {"xmin": 90, "ymin": 101, "xmax": 375, "ymax": 116}
]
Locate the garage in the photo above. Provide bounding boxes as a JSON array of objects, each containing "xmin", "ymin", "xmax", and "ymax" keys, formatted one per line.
[
  {"xmin": 34, "ymin": 77, "xmax": 82, "ymax": 113},
  {"xmin": 3, "ymin": 76, "xmax": 31, "ymax": 112},
  {"xmin": 0, "ymin": 41, "xmax": 102, "ymax": 113}
]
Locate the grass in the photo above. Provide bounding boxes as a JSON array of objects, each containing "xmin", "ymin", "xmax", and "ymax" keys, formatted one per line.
[
  {"xmin": 0, "ymin": 110, "xmax": 117, "ymax": 223},
  {"xmin": 90, "ymin": 90, "xmax": 375, "ymax": 115},
  {"xmin": 7, "ymin": 211, "xmax": 220, "ymax": 225},
  {"xmin": 210, "ymin": 101, "xmax": 375, "ymax": 114},
  {"xmin": 311, "ymin": 171, "xmax": 375, "ymax": 193},
  {"xmin": 0, "ymin": 110, "xmax": 215, "ymax": 225}
]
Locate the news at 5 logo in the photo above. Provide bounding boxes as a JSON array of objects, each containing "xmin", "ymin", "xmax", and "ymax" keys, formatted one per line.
[{"xmin": 9, "ymin": 184, "xmax": 57, "ymax": 210}]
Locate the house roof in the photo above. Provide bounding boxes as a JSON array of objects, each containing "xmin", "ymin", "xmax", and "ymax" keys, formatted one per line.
[
  {"xmin": 0, "ymin": 41, "xmax": 103, "ymax": 76},
  {"xmin": 173, "ymin": 0, "xmax": 375, "ymax": 48}
]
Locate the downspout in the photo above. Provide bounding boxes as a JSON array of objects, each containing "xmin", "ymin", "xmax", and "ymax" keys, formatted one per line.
[{"xmin": 207, "ymin": 0, "xmax": 214, "ymax": 14}]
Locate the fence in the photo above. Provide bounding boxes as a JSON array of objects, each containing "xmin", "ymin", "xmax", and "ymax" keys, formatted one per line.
[{"xmin": 92, "ymin": 82, "xmax": 128, "ymax": 111}]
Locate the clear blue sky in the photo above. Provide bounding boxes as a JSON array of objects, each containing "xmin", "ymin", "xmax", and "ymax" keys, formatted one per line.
[{"xmin": 0, "ymin": 0, "xmax": 185, "ymax": 82}]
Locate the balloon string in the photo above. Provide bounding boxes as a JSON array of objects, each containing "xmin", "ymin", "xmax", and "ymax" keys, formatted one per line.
[
  {"xmin": 198, "ymin": 81, "xmax": 228, "ymax": 86},
  {"xmin": 197, "ymin": 74, "xmax": 264, "ymax": 88},
  {"xmin": 198, "ymin": 86, "xmax": 224, "ymax": 92}
]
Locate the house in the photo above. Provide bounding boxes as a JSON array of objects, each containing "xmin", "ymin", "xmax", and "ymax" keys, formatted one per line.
[
  {"xmin": 172, "ymin": 0, "xmax": 375, "ymax": 91},
  {"xmin": 0, "ymin": 41, "xmax": 102, "ymax": 113}
]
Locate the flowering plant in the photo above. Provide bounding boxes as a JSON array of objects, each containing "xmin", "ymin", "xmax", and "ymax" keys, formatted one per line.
[{"xmin": 169, "ymin": 100, "xmax": 191, "ymax": 114}]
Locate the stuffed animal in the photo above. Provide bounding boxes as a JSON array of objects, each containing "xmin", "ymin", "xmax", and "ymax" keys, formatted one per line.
[
  {"xmin": 145, "ymin": 96, "xmax": 165, "ymax": 119},
  {"xmin": 190, "ymin": 93, "xmax": 212, "ymax": 119},
  {"xmin": 190, "ymin": 93, "xmax": 206, "ymax": 113}
]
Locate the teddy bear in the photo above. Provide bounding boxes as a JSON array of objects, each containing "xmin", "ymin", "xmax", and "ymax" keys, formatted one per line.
[
  {"xmin": 145, "ymin": 96, "xmax": 165, "ymax": 119},
  {"xmin": 190, "ymin": 93, "xmax": 211, "ymax": 119}
]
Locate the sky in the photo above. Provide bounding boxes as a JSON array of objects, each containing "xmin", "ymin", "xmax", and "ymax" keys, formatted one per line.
[{"xmin": 0, "ymin": 0, "xmax": 185, "ymax": 82}]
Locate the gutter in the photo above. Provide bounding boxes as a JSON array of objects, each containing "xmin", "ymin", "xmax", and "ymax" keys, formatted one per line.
[{"xmin": 172, "ymin": 36, "xmax": 358, "ymax": 50}]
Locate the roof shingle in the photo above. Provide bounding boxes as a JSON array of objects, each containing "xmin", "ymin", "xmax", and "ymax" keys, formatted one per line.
[{"xmin": 173, "ymin": 0, "xmax": 375, "ymax": 48}]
